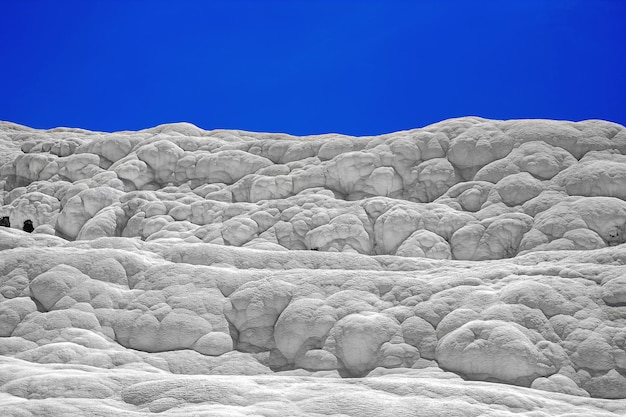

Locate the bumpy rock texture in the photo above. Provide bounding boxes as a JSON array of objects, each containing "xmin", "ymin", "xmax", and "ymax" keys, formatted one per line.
[{"xmin": 1, "ymin": 117, "xmax": 626, "ymax": 416}]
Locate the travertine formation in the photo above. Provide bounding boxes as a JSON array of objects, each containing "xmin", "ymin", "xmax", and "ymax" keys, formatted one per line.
[{"xmin": 1, "ymin": 118, "xmax": 626, "ymax": 416}]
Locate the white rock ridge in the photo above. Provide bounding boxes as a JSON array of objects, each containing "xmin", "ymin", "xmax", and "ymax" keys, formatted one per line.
[{"xmin": 1, "ymin": 117, "xmax": 626, "ymax": 416}]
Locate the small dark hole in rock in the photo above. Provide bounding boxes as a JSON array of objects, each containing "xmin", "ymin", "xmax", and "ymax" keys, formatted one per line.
[{"xmin": 23, "ymin": 220, "xmax": 34, "ymax": 233}]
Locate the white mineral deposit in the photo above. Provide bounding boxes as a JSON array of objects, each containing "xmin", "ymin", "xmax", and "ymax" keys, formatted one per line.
[{"xmin": 1, "ymin": 117, "xmax": 626, "ymax": 416}]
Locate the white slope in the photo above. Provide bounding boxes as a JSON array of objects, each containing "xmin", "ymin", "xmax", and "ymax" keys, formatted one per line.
[{"xmin": 1, "ymin": 117, "xmax": 626, "ymax": 416}]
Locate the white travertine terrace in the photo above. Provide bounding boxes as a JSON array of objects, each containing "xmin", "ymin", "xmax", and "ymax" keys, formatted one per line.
[{"xmin": 1, "ymin": 117, "xmax": 626, "ymax": 416}]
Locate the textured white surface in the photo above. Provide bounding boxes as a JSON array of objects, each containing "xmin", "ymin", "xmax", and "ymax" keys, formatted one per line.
[{"xmin": 1, "ymin": 117, "xmax": 626, "ymax": 416}]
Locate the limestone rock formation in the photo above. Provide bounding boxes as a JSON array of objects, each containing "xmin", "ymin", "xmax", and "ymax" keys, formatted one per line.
[{"xmin": 1, "ymin": 117, "xmax": 626, "ymax": 416}]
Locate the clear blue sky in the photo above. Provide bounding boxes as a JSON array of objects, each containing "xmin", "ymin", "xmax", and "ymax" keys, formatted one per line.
[{"xmin": 1, "ymin": 0, "xmax": 625, "ymax": 136}]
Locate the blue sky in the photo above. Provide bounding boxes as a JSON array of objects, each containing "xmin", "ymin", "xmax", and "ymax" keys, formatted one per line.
[{"xmin": 1, "ymin": 0, "xmax": 625, "ymax": 136}]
